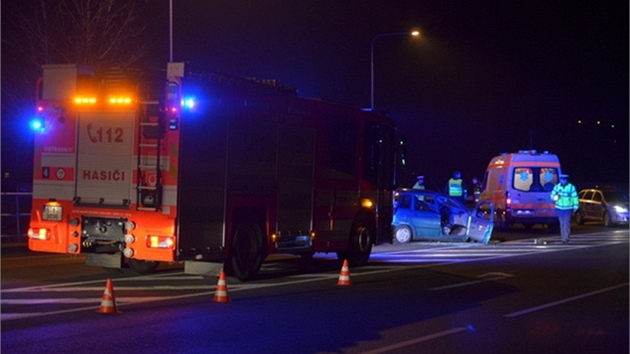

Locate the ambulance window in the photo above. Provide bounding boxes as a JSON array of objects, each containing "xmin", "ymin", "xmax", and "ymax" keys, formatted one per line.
[
  {"xmin": 513, "ymin": 168, "xmax": 533, "ymax": 192},
  {"xmin": 540, "ymin": 168, "xmax": 558, "ymax": 191}
]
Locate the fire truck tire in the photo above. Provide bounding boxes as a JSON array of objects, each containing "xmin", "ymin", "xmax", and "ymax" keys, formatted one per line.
[
  {"xmin": 338, "ymin": 222, "xmax": 373, "ymax": 267},
  {"xmin": 226, "ymin": 222, "xmax": 265, "ymax": 281}
]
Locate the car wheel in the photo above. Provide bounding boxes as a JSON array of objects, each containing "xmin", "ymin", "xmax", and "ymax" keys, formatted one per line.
[
  {"xmin": 575, "ymin": 210, "xmax": 585, "ymax": 225},
  {"xmin": 603, "ymin": 211, "xmax": 612, "ymax": 227},
  {"xmin": 394, "ymin": 225, "xmax": 412, "ymax": 243}
]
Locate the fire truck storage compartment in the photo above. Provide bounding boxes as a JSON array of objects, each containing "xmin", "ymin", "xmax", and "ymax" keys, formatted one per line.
[
  {"xmin": 76, "ymin": 111, "xmax": 135, "ymax": 207},
  {"xmin": 175, "ymin": 77, "xmax": 316, "ymax": 261}
]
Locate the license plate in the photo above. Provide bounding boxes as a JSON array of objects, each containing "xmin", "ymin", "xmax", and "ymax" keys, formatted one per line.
[{"xmin": 43, "ymin": 205, "xmax": 63, "ymax": 221}]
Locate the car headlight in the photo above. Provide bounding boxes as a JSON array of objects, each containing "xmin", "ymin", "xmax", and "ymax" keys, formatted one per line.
[{"xmin": 613, "ymin": 205, "xmax": 628, "ymax": 213}]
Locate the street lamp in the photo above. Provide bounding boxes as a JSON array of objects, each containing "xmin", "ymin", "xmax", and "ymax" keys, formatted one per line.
[{"xmin": 370, "ymin": 31, "xmax": 420, "ymax": 111}]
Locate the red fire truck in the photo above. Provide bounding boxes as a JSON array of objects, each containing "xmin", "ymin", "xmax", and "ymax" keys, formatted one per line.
[{"xmin": 28, "ymin": 62, "xmax": 399, "ymax": 280}]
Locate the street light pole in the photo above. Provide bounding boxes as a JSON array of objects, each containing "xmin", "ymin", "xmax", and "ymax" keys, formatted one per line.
[{"xmin": 370, "ymin": 31, "xmax": 420, "ymax": 111}]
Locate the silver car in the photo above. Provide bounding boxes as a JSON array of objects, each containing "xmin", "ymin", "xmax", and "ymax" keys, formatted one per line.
[{"xmin": 575, "ymin": 187, "xmax": 629, "ymax": 227}]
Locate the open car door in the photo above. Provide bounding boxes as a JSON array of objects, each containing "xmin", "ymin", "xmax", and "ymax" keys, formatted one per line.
[{"xmin": 466, "ymin": 201, "xmax": 494, "ymax": 244}]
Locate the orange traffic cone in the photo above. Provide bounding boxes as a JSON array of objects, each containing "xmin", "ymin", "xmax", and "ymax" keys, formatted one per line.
[
  {"xmin": 97, "ymin": 278, "xmax": 119, "ymax": 314},
  {"xmin": 337, "ymin": 259, "xmax": 351, "ymax": 286},
  {"xmin": 213, "ymin": 271, "xmax": 230, "ymax": 303}
]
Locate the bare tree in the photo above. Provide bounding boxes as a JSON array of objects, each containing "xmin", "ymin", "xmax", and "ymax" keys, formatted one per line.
[
  {"xmin": 4, "ymin": 0, "xmax": 147, "ymax": 67},
  {"xmin": 1, "ymin": 0, "xmax": 149, "ymax": 188}
]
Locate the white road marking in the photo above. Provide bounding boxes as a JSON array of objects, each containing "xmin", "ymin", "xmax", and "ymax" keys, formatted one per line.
[
  {"xmin": 2, "ymin": 231, "xmax": 626, "ymax": 321},
  {"xmin": 359, "ymin": 327, "xmax": 469, "ymax": 354},
  {"xmin": 503, "ymin": 282, "xmax": 629, "ymax": 318}
]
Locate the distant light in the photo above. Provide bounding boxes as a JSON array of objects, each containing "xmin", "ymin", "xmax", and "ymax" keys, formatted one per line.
[
  {"xmin": 596, "ymin": 120, "xmax": 601, "ymax": 125},
  {"xmin": 411, "ymin": 31, "xmax": 420, "ymax": 36}
]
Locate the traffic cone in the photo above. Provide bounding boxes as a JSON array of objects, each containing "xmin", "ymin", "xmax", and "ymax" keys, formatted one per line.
[
  {"xmin": 213, "ymin": 271, "xmax": 230, "ymax": 303},
  {"xmin": 337, "ymin": 259, "xmax": 351, "ymax": 286},
  {"xmin": 97, "ymin": 278, "xmax": 118, "ymax": 314}
]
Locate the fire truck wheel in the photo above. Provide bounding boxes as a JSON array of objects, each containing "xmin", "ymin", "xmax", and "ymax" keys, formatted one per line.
[
  {"xmin": 227, "ymin": 222, "xmax": 265, "ymax": 281},
  {"xmin": 338, "ymin": 223, "xmax": 373, "ymax": 267}
]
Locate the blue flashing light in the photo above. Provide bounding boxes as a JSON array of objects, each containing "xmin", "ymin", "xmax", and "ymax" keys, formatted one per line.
[
  {"xmin": 30, "ymin": 119, "xmax": 45, "ymax": 132},
  {"xmin": 182, "ymin": 97, "xmax": 196, "ymax": 110}
]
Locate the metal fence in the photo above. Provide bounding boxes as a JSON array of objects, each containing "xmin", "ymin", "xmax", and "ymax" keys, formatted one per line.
[{"xmin": 1, "ymin": 191, "xmax": 32, "ymax": 242}]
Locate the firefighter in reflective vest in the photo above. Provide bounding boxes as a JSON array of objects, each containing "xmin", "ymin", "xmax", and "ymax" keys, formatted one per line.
[
  {"xmin": 550, "ymin": 173, "xmax": 579, "ymax": 244},
  {"xmin": 444, "ymin": 170, "xmax": 467, "ymax": 203}
]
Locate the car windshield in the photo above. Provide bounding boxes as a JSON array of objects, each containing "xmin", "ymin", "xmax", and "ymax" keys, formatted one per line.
[{"xmin": 603, "ymin": 191, "xmax": 628, "ymax": 203}]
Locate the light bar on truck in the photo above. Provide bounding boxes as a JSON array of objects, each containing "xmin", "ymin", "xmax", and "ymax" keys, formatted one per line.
[
  {"xmin": 108, "ymin": 96, "xmax": 133, "ymax": 105},
  {"xmin": 74, "ymin": 96, "xmax": 97, "ymax": 104}
]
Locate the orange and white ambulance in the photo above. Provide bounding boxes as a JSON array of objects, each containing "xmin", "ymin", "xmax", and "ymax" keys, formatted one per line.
[{"xmin": 479, "ymin": 150, "xmax": 562, "ymax": 230}]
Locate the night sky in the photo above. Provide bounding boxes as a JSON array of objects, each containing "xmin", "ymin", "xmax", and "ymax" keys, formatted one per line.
[{"xmin": 2, "ymin": 1, "xmax": 628, "ymax": 190}]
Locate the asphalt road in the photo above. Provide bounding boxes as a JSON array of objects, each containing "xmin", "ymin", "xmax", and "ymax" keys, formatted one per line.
[{"xmin": 1, "ymin": 225, "xmax": 628, "ymax": 353}]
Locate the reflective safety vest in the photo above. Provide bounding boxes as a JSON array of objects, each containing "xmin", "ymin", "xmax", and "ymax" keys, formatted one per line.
[
  {"xmin": 550, "ymin": 183, "xmax": 579, "ymax": 210},
  {"xmin": 448, "ymin": 178, "xmax": 463, "ymax": 197},
  {"xmin": 473, "ymin": 186, "xmax": 481, "ymax": 202}
]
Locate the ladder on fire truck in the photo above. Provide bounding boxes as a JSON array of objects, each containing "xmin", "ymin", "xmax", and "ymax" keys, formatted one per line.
[{"xmin": 136, "ymin": 100, "xmax": 163, "ymax": 211}]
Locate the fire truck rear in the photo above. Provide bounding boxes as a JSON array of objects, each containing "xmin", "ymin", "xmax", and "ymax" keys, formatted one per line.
[
  {"xmin": 28, "ymin": 63, "xmax": 398, "ymax": 280},
  {"xmin": 28, "ymin": 64, "xmax": 170, "ymax": 274}
]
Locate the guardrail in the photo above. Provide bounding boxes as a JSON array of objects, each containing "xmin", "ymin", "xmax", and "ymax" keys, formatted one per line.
[{"xmin": 1, "ymin": 192, "xmax": 32, "ymax": 242}]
